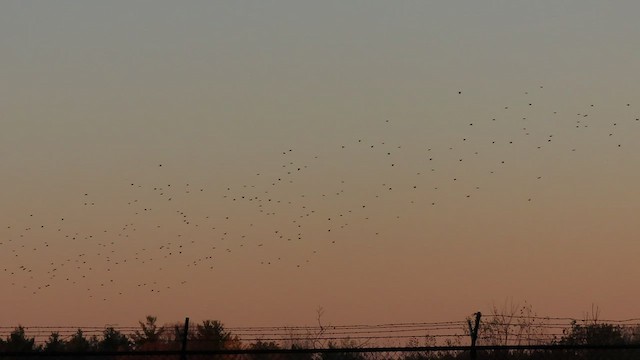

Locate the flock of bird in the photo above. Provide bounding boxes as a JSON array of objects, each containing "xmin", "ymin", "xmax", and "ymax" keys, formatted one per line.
[{"xmin": 1, "ymin": 86, "xmax": 638, "ymax": 301}]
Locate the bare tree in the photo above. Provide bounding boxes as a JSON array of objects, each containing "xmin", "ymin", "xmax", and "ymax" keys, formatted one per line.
[{"xmin": 478, "ymin": 299, "xmax": 550, "ymax": 346}]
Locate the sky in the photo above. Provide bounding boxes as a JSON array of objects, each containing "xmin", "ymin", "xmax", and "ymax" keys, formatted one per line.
[{"xmin": 1, "ymin": 1, "xmax": 640, "ymax": 331}]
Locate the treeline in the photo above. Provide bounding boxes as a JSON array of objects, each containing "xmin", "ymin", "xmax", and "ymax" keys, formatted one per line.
[
  {"xmin": 0, "ymin": 317, "xmax": 253, "ymax": 352},
  {"xmin": 2, "ymin": 314, "xmax": 640, "ymax": 358},
  {"xmin": 474, "ymin": 302, "xmax": 640, "ymax": 348}
]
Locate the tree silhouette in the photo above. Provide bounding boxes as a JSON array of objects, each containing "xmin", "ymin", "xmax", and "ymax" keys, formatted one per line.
[
  {"xmin": 44, "ymin": 332, "xmax": 67, "ymax": 352},
  {"xmin": 191, "ymin": 320, "xmax": 240, "ymax": 350},
  {"xmin": 98, "ymin": 327, "xmax": 130, "ymax": 352},
  {"xmin": 478, "ymin": 300, "xmax": 549, "ymax": 346},
  {"xmin": 132, "ymin": 316, "xmax": 166, "ymax": 350},
  {"xmin": 159, "ymin": 321, "xmax": 187, "ymax": 350},
  {"xmin": 560, "ymin": 321, "xmax": 626, "ymax": 346},
  {"xmin": 557, "ymin": 322, "xmax": 632, "ymax": 360},
  {"xmin": 66, "ymin": 329, "xmax": 97, "ymax": 352},
  {"xmin": 4, "ymin": 326, "xmax": 36, "ymax": 352}
]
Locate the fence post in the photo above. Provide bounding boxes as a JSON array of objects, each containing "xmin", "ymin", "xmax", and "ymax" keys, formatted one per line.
[
  {"xmin": 181, "ymin": 317, "xmax": 190, "ymax": 360},
  {"xmin": 468, "ymin": 312, "xmax": 481, "ymax": 360}
]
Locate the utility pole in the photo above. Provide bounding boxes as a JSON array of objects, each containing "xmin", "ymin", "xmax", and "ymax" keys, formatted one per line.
[
  {"xmin": 468, "ymin": 312, "xmax": 481, "ymax": 360},
  {"xmin": 181, "ymin": 317, "xmax": 190, "ymax": 360}
]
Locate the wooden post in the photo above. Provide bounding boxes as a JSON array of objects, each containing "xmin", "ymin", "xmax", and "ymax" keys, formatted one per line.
[
  {"xmin": 181, "ymin": 317, "xmax": 190, "ymax": 360},
  {"xmin": 468, "ymin": 312, "xmax": 481, "ymax": 360}
]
